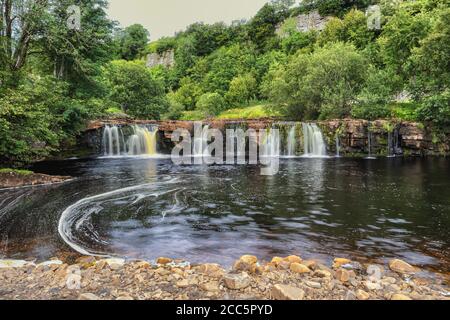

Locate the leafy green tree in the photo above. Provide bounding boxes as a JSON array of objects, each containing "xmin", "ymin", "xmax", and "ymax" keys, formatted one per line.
[
  {"xmin": 202, "ymin": 44, "xmax": 256, "ymax": 94},
  {"xmin": 416, "ymin": 91, "xmax": 450, "ymax": 127},
  {"xmin": 225, "ymin": 73, "xmax": 258, "ymax": 106},
  {"xmin": 102, "ymin": 60, "xmax": 168, "ymax": 119},
  {"xmin": 318, "ymin": 10, "xmax": 376, "ymax": 49},
  {"xmin": 171, "ymin": 77, "xmax": 204, "ymax": 111},
  {"xmin": 266, "ymin": 42, "xmax": 368, "ymax": 119},
  {"xmin": 407, "ymin": 7, "xmax": 450, "ymax": 97},
  {"xmin": 116, "ymin": 24, "xmax": 150, "ymax": 60},
  {"xmin": 196, "ymin": 92, "xmax": 227, "ymax": 117},
  {"xmin": 247, "ymin": 1, "xmax": 292, "ymax": 51},
  {"xmin": 0, "ymin": 75, "xmax": 64, "ymax": 164}
]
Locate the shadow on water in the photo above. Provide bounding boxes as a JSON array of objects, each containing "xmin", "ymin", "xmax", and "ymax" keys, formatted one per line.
[{"xmin": 0, "ymin": 157, "xmax": 449, "ymax": 274}]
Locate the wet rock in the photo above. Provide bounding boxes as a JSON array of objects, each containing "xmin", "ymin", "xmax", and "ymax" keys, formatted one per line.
[
  {"xmin": 223, "ymin": 272, "xmax": 251, "ymax": 290},
  {"xmin": 98, "ymin": 258, "xmax": 125, "ymax": 270},
  {"xmin": 302, "ymin": 260, "xmax": 318, "ymax": 270},
  {"xmin": 290, "ymin": 263, "xmax": 311, "ymax": 274},
  {"xmin": 37, "ymin": 260, "xmax": 63, "ymax": 268},
  {"xmin": 284, "ymin": 255, "xmax": 302, "ymax": 264},
  {"xmin": 333, "ymin": 258, "xmax": 352, "ymax": 269},
  {"xmin": 156, "ymin": 257, "xmax": 173, "ymax": 265},
  {"xmin": 272, "ymin": 284, "xmax": 305, "ymax": 300},
  {"xmin": 233, "ymin": 255, "xmax": 258, "ymax": 273},
  {"xmin": 389, "ymin": 259, "xmax": 417, "ymax": 274},
  {"xmin": 79, "ymin": 293, "xmax": 101, "ymax": 300},
  {"xmin": 270, "ymin": 257, "xmax": 284, "ymax": 266}
]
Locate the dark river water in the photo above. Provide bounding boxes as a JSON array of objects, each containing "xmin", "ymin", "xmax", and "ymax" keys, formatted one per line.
[{"xmin": 0, "ymin": 157, "xmax": 449, "ymax": 273}]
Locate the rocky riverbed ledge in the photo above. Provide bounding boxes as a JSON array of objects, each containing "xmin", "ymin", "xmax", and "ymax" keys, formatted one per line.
[
  {"xmin": 0, "ymin": 171, "xmax": 72, "ymax": 189},
  {"xmin": 0, "ymin": 255, "xmax": 448, "ymax": 300}
]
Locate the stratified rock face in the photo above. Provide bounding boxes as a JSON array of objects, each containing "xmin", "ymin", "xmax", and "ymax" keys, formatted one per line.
[
  {"xmin": 296, "ymin": 11, "xmax": 331, "ymax": 32},
  {"xmin": 146, "ymin": 50, "xmax": 175, "ymax": 68}
]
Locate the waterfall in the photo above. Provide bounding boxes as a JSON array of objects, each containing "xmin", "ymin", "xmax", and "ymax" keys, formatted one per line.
[
  {"xmin": 102, "ymin": 125, "xmax": 158, "ymax": 157},
  {"xmin": 102, "ymin": 125, "xmax": 124, "ymax": 156},
  {"xmin": 286, "ymin": 125, "xmax": 297, "ymax": 157},
  {"xmin": 193, "ymin": 125, "xmax": 209, "ymax": 157},
  {"xmin": 262, "ymin": 128, "xmax": 280, "ymax": 157},
  {"xmin": 127, "ymin": 126, "xmax": 158, "ymax": 156},
  {"xmin": 387, "ymin": 131, "xmax": 394, "ymax": 157},
  {"xmin": 335, "ymin": 135, "xmax": 341, "ymax": 157},
  {"xmin": 302, "ymin": 123, "xmax": 327, "ymax": 157}
]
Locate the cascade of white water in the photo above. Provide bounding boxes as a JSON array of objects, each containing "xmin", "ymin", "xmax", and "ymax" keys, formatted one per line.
[
  {"xmin": 102, "ymin": 125, "xmax": 124, "ymax": 156},
  {"xmin": 335, "ymin": 135, "xmax": 341, "ymax": 157},
  {"xmin": 193, "ymin": 125, "xmax": 209, "ymax": 157},
  {"xmin": 302, "ymin": 123, "xmax": 327, "ymax": 157},
  {"xmin": 262, "ymin": 128, "xmax": 280, "ymax": 157},
  {"xmin": 127, "ymin": 126, "xmax": 158, "ymax": 156},
  {"xmin": 286, "ymin": 125, "xmax": 297, "ymax": 157}
]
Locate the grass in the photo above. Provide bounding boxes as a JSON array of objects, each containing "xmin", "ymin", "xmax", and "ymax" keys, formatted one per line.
[
  {"xmin": 217, "ymin": 104, "xmax": 282, "ymax": 120},
  {"xmin": 0, "ymin": 168, "xmax": 33, "ymax": 175},
  {"xmin": 179, "ymin": 104, "xmax": 281, "ymax": 121}
]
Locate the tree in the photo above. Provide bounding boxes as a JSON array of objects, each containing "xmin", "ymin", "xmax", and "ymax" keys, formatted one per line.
[
  {"xmin": 196, "ymin": 92, "xmax": 227, "ymax": 117},
  {"xmin": 318, "ymin": 9, "xmax": 376, "ymax": 49},
  {"xmin": 247, "ymin": 1, "xmax": 292, "ymax": 51},
  {"xmin": 102, "ymin": 60, "xmax": 168, "ymax": 119},
  {"xmin": 408, "ymin": 8, "xmax": 450, "ymax": 97},
  {"xmin": 225, "ymin": 73, "xmax": 258, "ymax": 106},
  {"xmin": 116, "ymin": 24, "xmax": 149, "ymax": 60},
  {"xmin": 266, "ymin": 42, "xmax": 368, "ymax": 119}
]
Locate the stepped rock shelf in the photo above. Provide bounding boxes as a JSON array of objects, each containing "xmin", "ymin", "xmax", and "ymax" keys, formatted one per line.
[{"xmin": 82, "ymin": 119, "xmax": 450, "ymax": 157}]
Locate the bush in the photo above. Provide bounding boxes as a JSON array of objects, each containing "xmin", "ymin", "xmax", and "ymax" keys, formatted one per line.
[
  {"xmin": 196, "ymin": 93, "xmax": 227, "ymax": 116},
  {"xmin": 225, "ymin": 74, "xmax": 258, "ymax": 106},
  {"xmin": 102, "ymin": 60, "xmax": 168, "ymax": 119},
  {"xmin": 416, "ymin": 91, "xmax": 450, "ymax": 127}
]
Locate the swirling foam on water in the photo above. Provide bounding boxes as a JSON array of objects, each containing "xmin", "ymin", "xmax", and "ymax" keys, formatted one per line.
[{"xmin": 58, "ymin": 177, "xmax": 182, "ymax": 257}]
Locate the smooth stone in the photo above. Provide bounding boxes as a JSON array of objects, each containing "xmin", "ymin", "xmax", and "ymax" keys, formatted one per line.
[
  {"xmin": 335, "ymin": 269, "xmax": 351, "ymax": 282},
  {"xmin": 200, "ymin": 281, "xmax": 220, "ymax": 292},
  {"xmin": 391, "ymin": 293, "xmax": 413, "ymax": 300},
  {"xmin": 284, "ymin": 255, "xmax": 302, "ymax": 264},
  {"xmin": 364, "ymin": 281, "xmax": 382, "ymax": 291},
  {"xmin": 156, "ymin": 257, "xmax": 173, "ymax": 265},
  {"xmin": 356, "ymin": 289, "xmax": 370, "ymax": 300},
  {"xmin": 233, "ymin": 255, "xmax": 258, "ymax": 273},
  {"xmin": 79, "ymin": 293, "xmax": 101, "ymax": 300},
  {"xmin": 290, "ymin": 263, "xmax": 311, "ymax": 274},
  {"xmin": 223, "ymin": 272, "xmax": 251, "ymax": 290},
  {"xmin": 389, "ymin": 259, "xmax": 417, "ymax": 274},
  {"xmin": 333, "ymin": 258, "xmax": 352, "ymax": 269},
  {"xmin": 305, "ymin": 281, "xmax": 322, "ymax": 289},
  {"xmin": 272, "ymin": 284, "xmax": 305, "ymax": 300}
]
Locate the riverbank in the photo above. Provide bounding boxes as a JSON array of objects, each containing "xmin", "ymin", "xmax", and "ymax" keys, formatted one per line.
[
  {"xmin": 0, "ymin": 169, "xmax": 71, "ymax": 189},
  {"xmin": 0, "ymin": 255, "xmax": 448, "ymax": 300}
]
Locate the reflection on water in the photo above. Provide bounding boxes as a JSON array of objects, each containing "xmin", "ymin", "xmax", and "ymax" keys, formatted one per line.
[{"xmin": 0, "ymin": 157, "xmax": 449, "ymax": 273}]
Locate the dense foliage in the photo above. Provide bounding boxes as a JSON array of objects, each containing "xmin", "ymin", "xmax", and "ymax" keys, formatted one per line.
[{"xmin": 1, "ymin": 0, "xmax": 449, "ymax": 165}]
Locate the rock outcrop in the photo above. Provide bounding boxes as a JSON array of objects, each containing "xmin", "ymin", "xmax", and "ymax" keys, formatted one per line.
[
  {"xmin": 146, "ymin": 50, "xmax": 175, "ymax": 68},
  {"xmin": 81, "ymin": 118, "xmax": 450, "ymax": 157}
]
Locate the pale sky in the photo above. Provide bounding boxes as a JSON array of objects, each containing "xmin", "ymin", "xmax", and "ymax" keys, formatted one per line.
[{"xmin": 107, "ymin": 0, "xmax": 270, "ymax": 41}]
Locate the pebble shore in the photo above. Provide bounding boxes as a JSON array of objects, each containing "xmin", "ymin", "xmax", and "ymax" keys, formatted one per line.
[{"xmin": 0, "ymin": 255, "xmax": 448, "ymax": 300}]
